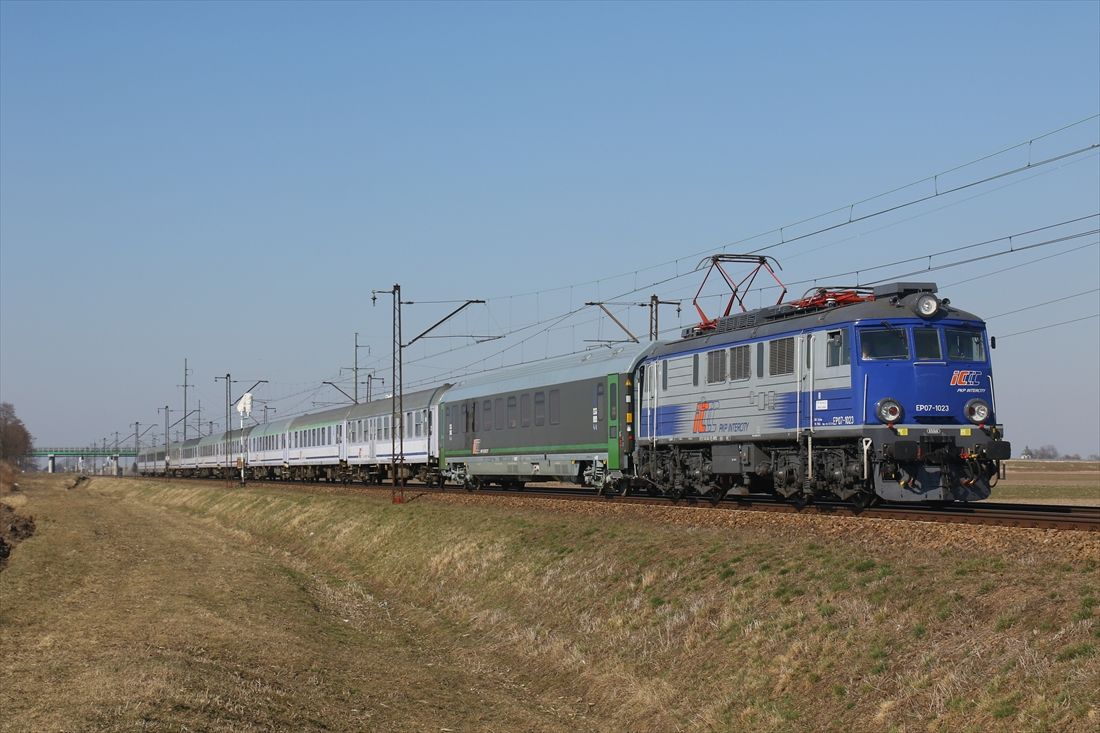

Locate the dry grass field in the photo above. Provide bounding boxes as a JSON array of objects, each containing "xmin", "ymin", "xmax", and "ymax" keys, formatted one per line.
[
  {"xmin": 995, "ymin": 460, "xmax": 1100, "ymax": 504},
  {"xmin": 1, "ymin": 473, "xmax": 1097, "ymax": 732}
]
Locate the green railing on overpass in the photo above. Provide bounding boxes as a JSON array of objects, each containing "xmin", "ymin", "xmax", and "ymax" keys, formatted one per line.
[{"xmin": 30, "ymin": 448, "xmax": 138, "ymax": 458}]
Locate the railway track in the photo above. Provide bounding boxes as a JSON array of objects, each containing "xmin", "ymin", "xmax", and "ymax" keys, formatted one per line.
[
  {"xmin": 464, "ymin": 486, "xmax": 1100, "ymax": 531},
  {"xmin": 121, "ymin": 473, "xmax": 1100, "ymax": 532}
]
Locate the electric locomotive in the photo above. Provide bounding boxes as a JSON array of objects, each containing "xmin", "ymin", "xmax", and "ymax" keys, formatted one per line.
[{"xmin": 634, "ymin": 280, "xmax": 1009, "ymax": 503}]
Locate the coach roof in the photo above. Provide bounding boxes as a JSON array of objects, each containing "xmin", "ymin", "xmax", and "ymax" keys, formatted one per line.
[{"xmin": 444, "ymin": 343, "xmax": 656, "ymax": 402}]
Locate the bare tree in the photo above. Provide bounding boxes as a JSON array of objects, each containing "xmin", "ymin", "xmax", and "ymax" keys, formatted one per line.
[{"xmin": 0, "ymin": 403, "xmax": 34, "ymax": 469}]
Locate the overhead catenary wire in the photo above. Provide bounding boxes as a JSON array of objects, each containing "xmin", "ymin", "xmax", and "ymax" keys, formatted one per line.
[
  {"xmin": 985, "ymin": 288, "xmax": 1100, "ymax": 319},
  {"xmin": 404, "ymin": 226, "xmax": 1100, "ymax": 387},
  {"xmin": 940, "ymin": 239, "xmax": 1099, "ymax": 287},
  {"xmin": 997, "ymin": 314, "xmax": 1100, "ymax": 339},
  {"xmin": 478, "ymin": 114, "xmax": 1099, "ymax": 302}
]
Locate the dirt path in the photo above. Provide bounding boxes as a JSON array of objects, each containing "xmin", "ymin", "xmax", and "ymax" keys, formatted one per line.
[{"xmin": 0, "ymin": 478, "xmax": 577, "ymax": 732}]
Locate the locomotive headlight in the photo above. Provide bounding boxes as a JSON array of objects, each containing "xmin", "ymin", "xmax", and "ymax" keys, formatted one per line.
[
  {"xmin": 875, "ymin": 398, "xmax": 904, "ymax": 425},
  {"xmin": 913, "ymin": 293, "xmax": 940, "ymax": 318},
  {"xmin": 964, "ymin": 398, "xmax": 991, "ymax": 425}
]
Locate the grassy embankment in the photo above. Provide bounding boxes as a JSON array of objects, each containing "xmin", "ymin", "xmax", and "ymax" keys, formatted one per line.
[{"xmin": 1, "ymin": 474, "xmax": 1097, "ymax": 732}]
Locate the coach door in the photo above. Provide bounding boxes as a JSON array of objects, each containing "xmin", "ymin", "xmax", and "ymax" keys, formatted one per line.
[{"xmin": 606, "ymin": 374, "xmax": 621, "ymax": 469}]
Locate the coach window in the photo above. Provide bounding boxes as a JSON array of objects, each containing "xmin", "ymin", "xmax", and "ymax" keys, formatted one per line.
[
  {"xmin": 520, "ymin": 393, "xmax": 531, "ymax": 427},
  {"xmin": 945, "ymin": 329, "xmax": 986, "ymax": 361},
  {"xmin": 549, "ymin": 389, "xmax": 561, "ymax": 425},
  {"xmin": 534, "ymin": 391, "xmax": 546, "ymax": 426},
  {"xmin": 769, "ymin": 338, "xmax": 795, "ymax": 375},
  {"xmin": 826, "ymin": 330, "xmax": 850, "ymax": 367},
  {"xmin": 595, "ymin": 382, "xmax": 605, "ymax": 425},
  {"xmin": 860, "ymin": 329, "xmax": 909, "ymax": 360},
  {"xmin": 707, "ymin": 349, "xmax": 727, "ymax": 384},
  {"xmin": 483, "ymin": 400, "xmax": 493, "ymax": 430},
  {"xmin": 492, "ymin": 399, "xmax": 503, "ymax": 430},
  {"xmin": 609, "ymin": 382, "xmax": 618, "ymax": 421},
  {"xmin": 914, "ymin": 328, "xmax": 942, "ymax": 360},
  {"xmin": 507, "ymin": 396, "xmax": 518, "ymax": 428}
]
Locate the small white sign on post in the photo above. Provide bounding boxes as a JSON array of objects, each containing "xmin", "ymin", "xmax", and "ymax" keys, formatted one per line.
[{"xmin": 236, "ymin": 392, "xmax": 253, "ymax": 417}]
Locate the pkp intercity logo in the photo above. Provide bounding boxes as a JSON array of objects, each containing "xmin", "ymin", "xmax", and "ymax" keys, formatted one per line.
[{"xmin": 949, "ymin": 370, "xmax": 982, "ymax": 386}]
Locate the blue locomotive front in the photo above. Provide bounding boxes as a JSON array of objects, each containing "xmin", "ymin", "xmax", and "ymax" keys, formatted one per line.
[{"xmin": 853, "ymin": 286, "xmax": 1009, "ymax": 501}]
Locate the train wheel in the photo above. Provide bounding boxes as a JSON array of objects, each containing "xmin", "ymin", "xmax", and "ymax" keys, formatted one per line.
[{"xmin": 851, "ymin": 492, "xmax": 878, "ymax": 510}]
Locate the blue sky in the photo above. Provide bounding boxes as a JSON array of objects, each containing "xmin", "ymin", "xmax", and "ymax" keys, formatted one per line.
[{"xmin": 1, "ymin": 1, "xmax": 1098, "ymax": 456}]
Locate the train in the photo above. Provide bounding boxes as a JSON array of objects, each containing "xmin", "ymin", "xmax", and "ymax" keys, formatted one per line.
[{"xmin": 138, "ymin": 278, "xmax": 1010, "ymax": 504}]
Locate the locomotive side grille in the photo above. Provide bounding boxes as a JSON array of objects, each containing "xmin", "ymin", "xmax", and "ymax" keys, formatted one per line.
[{"xmin": 769, "ymin": 337, "xmax": 795, "ymax": 376}]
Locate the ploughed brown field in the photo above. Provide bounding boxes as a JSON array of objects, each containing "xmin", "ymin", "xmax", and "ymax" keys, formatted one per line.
[{"xmin": 1, "ymin": 472, "xmax": 1097, "ymax": 732}]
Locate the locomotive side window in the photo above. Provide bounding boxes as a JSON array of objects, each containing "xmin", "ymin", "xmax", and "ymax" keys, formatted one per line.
[
  {"xmin": 707, "ymin": 350, "xmax": 727, "ymax": 384},
  {"xmin": 860, "ymin": 329, "xmax": 909, "ymax": 360},
  {"xmin": 945, "ymin": 329, "xmax": 986, "ymax": 361},
  {"xmin": 692, "ymin": 354, "xmax": 700, "ymax": 386},
  {"xmin": 826, "ymin": 331, "xmax": 850, "ymax": 367},
  {"xmin": 730, "ymin": 345, "xmax": 751, "ymax": 380},
  {"xmin": 769, "ymin": 338, "xmax": 795, "ymax": 376},
  {"xmin": 914, "ymin": 328, "xmax": 942, "ymax": 360},
  {"xmin": 661, "ymin": 361, "xmax": 668, "ymax": 391},
  {"xmin": 756, "ymin": 342, "xmax": 764, "ymax": 378}
]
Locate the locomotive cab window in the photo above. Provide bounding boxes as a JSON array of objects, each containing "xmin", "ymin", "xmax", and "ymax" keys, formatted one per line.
[
  {"xmin": 860, "ymin": 329, "xmax": 909, "ymax": 360},
  {"xmin": 914, "ymin": 328, "xmax": 942, "ymax": 360},
  {"xmin": 945, "ymin": 329, "xmax": 986, "ymax": 361},
  {"xmin": 825, "ymin": 330, "xmax": 850, "ymax": 367}
]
